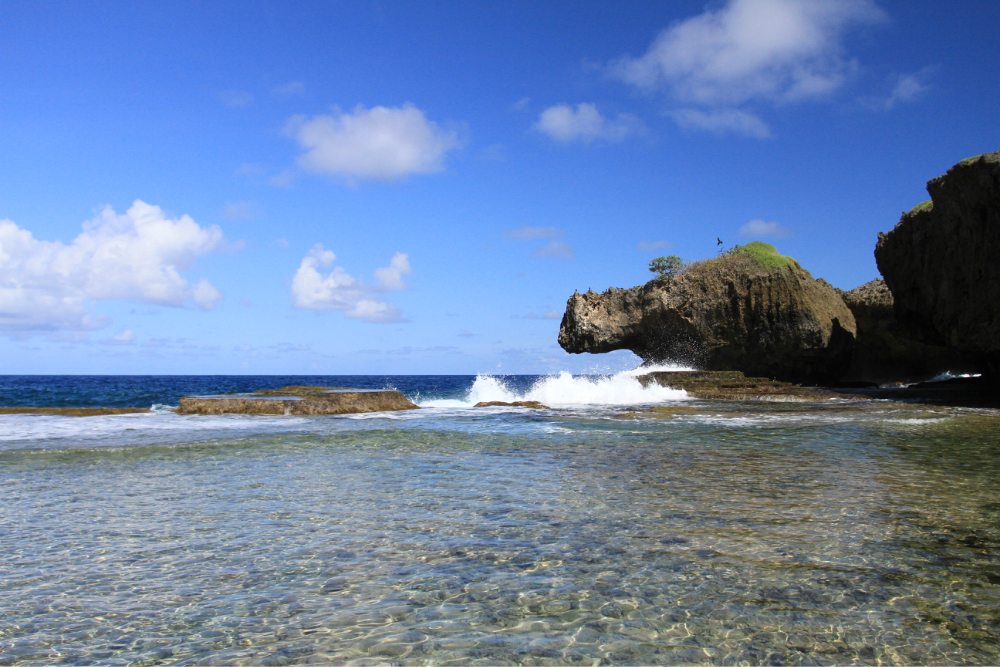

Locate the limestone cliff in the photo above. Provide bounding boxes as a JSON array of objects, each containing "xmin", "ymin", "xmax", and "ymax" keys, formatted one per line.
[
  {"xmin": 875, "ymin": 151, "xmax": 1000, "ymax": 379},
  {"xmin": 838, "ymin": 279, "xmax": 977, "ymax": 384},
  {"xmin": 558, "ymin": 245, "xmax": 856, "ymax": 383}
]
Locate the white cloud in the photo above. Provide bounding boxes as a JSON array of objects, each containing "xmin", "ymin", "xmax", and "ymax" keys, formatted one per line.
[
  {"xmin": 100, "ymin": 329, "xmax": 136, "ymax": 346},
  {"xmin": 219, "ymin": 90, "xmax": 254, "ymax": 108},
  {"xmin": 611, "ymin": 0, "xmax": 884, "ymax": 106},
  {"xmin": 504, "ymin": 226, "xmax": 565, "ymax": 240},
  {"xmin": 532, "ymin": 241, "xmax": 575, "ymax": 260},
  {"xmin": 739, "ymin": 218, "xmax": 791, "ymax": 238},
  {"xmin": 373, "ymin": 252, "xmax": 412, "ymax": 291},
  {"xmin": 670, "ymin": 108, "xmax": 772, "ymax": 138},
  {"xmin": 861, "ymin": 70, "xmax": 932, "ymax": 111},
  {"xmin": 637, "ymin": 240, "xmax": 673, "ymax": 252},
  {"xmin": 535, "ymin": 103, "xmax": 643, "ymax": 143},
  {"xmin": 285, "ymin": 103, "xmax": 463, "ymax": 181},
  {"xmin": 0, "ymin": 200, "xmax": 227, "ymax": 333},
  {"xmin": 290, "ymin": 244, "xmax": 410, "ymax": 323}
]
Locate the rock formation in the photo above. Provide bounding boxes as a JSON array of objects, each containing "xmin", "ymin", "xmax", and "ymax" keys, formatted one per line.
[
  {"xmin": 177, "ymin": 386, "xmax": 419, "ymax": 415},
  {"xmin": 875, "ymin": 151, "xmax": 1000, "ymax": 380},
  {"xmin": 838, "ymin": 279, "xmax": 977, "ymax": 384},
  {"xmin": 558, "ymin": 243, "xmax": 857, "ymax": 383}
]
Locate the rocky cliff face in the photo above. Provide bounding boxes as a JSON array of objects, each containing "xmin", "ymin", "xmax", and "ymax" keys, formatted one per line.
[
  {"xmin": 838, "ymin": 279, "xmax": 977, "ymax": 384},
  {"xmin": 875, "ymin": 151, "xmax": 1000, "ymax": 379},
  {"xmin": 558, "ymin": 249, "xmax": 857, "ymax": 383}
]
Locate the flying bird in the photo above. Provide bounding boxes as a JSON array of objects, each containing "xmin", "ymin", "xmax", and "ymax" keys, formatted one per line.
[{"xmin": 717, "ymin": 237, "xmax": 723, "ymax": 246}]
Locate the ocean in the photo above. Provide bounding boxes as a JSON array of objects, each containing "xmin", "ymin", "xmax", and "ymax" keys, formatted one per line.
[{"xmin": 2, "ymin": 371, "xmax": 1000, "ymax": 665}]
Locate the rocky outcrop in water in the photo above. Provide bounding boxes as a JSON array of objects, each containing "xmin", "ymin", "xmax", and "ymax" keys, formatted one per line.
[
  {"xmin": 558, "ymin": 245, "xmax": 857, "ymax": 383},
  {"xmin": 177, "ymin": 386, "xmax": 419, "ymax": 415},
  {"xmin": 875, "ymin": 151, "xmax": 1000, "ymax": 380},
  {"xmin": 838, "ymin": 279, "xmax": 977, "ymax": 384}
]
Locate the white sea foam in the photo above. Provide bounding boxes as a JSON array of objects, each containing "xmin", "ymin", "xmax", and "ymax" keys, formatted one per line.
[
  {"xmin": 419, "ymin": 366, "xmax": 690, "ymax": 408},
  {"xmin": 0, "ymin": 411, "xmax": 309, "ymax": 444}
]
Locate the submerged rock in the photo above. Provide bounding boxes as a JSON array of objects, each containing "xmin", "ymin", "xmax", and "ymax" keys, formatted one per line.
[
  {"xmin": 177, "ymin": 386, "xmax": 419, "ymax": 415},
  {"xmin": 875, "ymin": 151, "xmax": 1000, "ymax": 380},
  {"xmin": 838, "ymin": 279, "xmax": 977, "ymax": 384},
  {"xmin": 558, "ymin": 243, "xmax": 856, "ymax": 383}
]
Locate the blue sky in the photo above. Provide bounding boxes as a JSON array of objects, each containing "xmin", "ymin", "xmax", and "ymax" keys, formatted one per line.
[{"xmin": 1, "ymin": 0, "xmax": 998, "ymax": 374}]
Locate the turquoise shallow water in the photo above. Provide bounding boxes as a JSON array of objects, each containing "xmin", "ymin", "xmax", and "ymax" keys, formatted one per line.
[{"xmin": 2, "ymin": 375, "xmax": 1000, "ymax": 665}]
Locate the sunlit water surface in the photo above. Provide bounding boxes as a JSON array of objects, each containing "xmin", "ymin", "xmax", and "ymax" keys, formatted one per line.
[{"xmin": 2, "ymin": 373, "xmax": 1000, "ymax": 665}]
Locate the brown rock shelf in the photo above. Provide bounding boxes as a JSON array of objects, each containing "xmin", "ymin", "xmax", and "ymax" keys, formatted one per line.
[
  {"xmin": 177, "ymin": 386, "xmax": 419, "ymax": 416},
  {"xmin": 637, "ymin": 371, "xmax": 866, "ymax": 401}
]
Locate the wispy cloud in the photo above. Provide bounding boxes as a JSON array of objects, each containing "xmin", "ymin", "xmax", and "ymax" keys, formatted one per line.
[
  {"xmin": 504, "ymin": 226, "xmax": 565, "ymax": 240},
  {"xmin": 219, "ymin": 90, "xmax": 254, "ymax": 108},
  {"xmin": 222, "ymin": 201, "xmax": 256, "ymax": 221},
  {"xmin": 739, "ymin": 218, "xmax": 791, "ymax": 238},
  {"xmin": 284, "ymin": 103, "xmax": 463, "ymax": 182},
  {"xmin": 272, "ymin": 81, "xmax": 305, "ymax": 97},
  {"xmin": 100, "ymin": 329, "xmax": 136, "ymax": 346},
  {"xmin": 532, "ymin": 241, "xmax": 575, "ymax": 260},
  {"xmin": 861, "ymin": 69, "xmax": 934, "ymax": 111},
  {"xmin": 637, "ymin": 240, "xmax": 673, "ymax": 252},
  {"xmin": 535, "ymin": 103, "xmax": 643, "ymax": 143},
  {"xmin": 520, "ymin": 310, "xmax": 562, "ymax": 320},
  {"xmin": 669, "ymin": 108, "xmax": 772, "ymax": 138}
]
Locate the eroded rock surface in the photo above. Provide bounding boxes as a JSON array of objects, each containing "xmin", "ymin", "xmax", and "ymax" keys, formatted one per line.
[
  {"xmin": 839, "ymin": 279, "xmax": 976, "ymax": 384},
  {"xmin": 875, "ymin": 151, "xmax": 1000, "ymax": 379},
  {"xmin": 558, "ymin": 250, "xmax": 856, "ymax": 383},
  {"xmin": 177, "ymin": 386, "xmax": 418, "ymax": 415},
  {"xmin": 636, "ymin": 371, "xmax": 863, "ymax": 401}
]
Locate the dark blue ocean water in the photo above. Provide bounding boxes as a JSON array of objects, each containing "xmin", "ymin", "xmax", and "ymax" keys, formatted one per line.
[{"xmin": 0, "ymin": 374, "xmax": 537, "ymax": 408}]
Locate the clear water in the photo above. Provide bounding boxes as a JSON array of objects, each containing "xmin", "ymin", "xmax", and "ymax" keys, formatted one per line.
[{"xmin": 2, "ymin": 373, "xmax": 1000, "ymax": 665}]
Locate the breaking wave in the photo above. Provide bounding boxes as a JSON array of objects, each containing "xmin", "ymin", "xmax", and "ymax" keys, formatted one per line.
[{"xmin": 419, "ymin": 364, "xmax": 692, "ymax": 408}]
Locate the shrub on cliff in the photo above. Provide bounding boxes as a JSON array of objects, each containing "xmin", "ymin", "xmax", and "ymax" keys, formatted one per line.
[{"xmin": 648, "ymin": 255, "xmax": 684, "ymax": 280}]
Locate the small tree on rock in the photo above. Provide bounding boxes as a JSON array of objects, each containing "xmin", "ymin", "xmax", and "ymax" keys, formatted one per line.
[{"xmin": 649, "ymin": 255, "xmax": 684, "ymax": 280}]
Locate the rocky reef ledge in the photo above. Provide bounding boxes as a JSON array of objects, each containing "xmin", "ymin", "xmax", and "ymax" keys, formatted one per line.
[
  {"xmin": 177, "ymin": 386, "xmax": 419, "ymax": 416},
  {"xmin": 636, "ymin": 371, "xmax": 863, "ymax": 401}
]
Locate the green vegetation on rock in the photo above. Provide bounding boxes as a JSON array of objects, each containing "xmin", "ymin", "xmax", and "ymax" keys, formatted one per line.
[
  {"xmin": 910, "ymin": 200, "xmax": 934, "ymax": 214},
  {"xmin": 726, "ymin": 241, "xmax": 800, "ymax": 271}
]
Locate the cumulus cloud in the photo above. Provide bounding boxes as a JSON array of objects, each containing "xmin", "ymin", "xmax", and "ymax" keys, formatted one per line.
[
  {"xmin": 610, "ymin": 0, "xmax": 885, "ymax": 135},
  {"xmin": 739, "ymin": 218, "xmax": 791, "ymax": 238},
  {"xmin": 0, "ymin": 200, "xmax": 227, "ymax": 333},
  {"xmin": 670, "ymin": 108, "xmax": 772, "ymax": 138},
  {"xmin": 290, "ymin": 244, "xmax": 411, "ymax": 323},
  {"xmin": 504, "ymin": 226, "xmax": 565, "ymax": 240},
  {"xmin": 533, "ymin": 241, "xmax": 575, "ymax": 260},
  {"xmin": 285, "ymin": 103, "xmax": 463, "ymax": 181},
  {"xmin": 612, "ymin": 0, "xmax": 884, "ymax": 104},
  {"xmin": 535, "ymin": 103, "xmax": 643, "ymax": 143}
]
